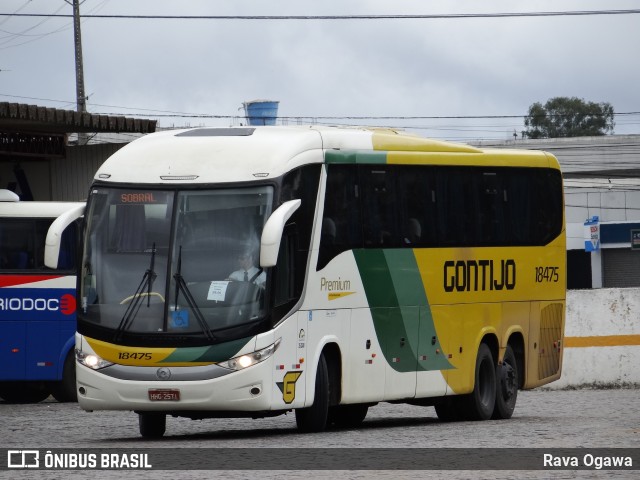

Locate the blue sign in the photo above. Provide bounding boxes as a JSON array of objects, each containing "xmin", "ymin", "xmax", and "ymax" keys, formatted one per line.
[
  {"xmin": 584, "ymin": 216, "xmax": 600, "ymax": 252},
  {"xmin": 170, "ymin": 309, "xmax": 190, "ymax": 329},
  {"xmin": 632, "ymin": 229, "xmax": 640, "ymax": 250}
]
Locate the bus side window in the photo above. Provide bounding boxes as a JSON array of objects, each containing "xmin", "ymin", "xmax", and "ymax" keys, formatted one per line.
[
  {"xmin": 0, "ymin": 219, "xmax": 37, "ymax": 270},
  {"xmin": 398, "ymin": 166, "xmax": 437, "ymax": 247},
  {"xmin": 478, "ymin": 172, "xmax": 506, "ymax": 245},
  {"xmin": 436, "ymin": 167, "xmax": 469, "ymax": 246},
  {"xmin": 318, "ymin": 164, "xmax": 361, "ymax": 270},
  {"xmin": 504, "ymin": 169, "xmax": 532, "ymax": 245},
  {"xmin": 533, "ymin": 169, "xmax": 563, "ymax": 244},
  {"xmin": 281, "ymin": 164, "xmax": 321, "ymax": 263},
  {"xmin": 271, "ymin": 226, "xmax": 298, "ymax": 324},
  {"xmin": 360, "ymin": 167, "xmax": 400, "ymax": 248},
  {"xmin": 58, "ymin": 221, "xmax": 79, "ymax": 271}
]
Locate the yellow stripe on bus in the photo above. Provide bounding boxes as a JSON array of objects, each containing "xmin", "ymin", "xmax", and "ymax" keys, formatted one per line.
[{"xmin": 564, "ymin": 335, "xmax": 640, "ymax": 348}]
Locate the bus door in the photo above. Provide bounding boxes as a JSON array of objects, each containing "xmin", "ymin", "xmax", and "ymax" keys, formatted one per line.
[
  {"xmin": 377, "ymin": 305, "xmax": 419, "ymax": 400},
  {"xmin": 0, "ymin": 322, "xmax": 26, "ymax": 379}
]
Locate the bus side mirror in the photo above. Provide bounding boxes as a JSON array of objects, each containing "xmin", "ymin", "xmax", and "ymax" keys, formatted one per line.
[
  {"xmin": 260, "ymin": 199, "xmax": 301, "ymax": 267},
  {"xmin": 44, "ymin": 204, "xmax": 85, "ymax": 269}
]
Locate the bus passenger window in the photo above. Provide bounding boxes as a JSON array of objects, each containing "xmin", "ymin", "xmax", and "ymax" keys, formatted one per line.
[
  {"xmin": 58, "ymin": 221, "xmax": 79, "ymax": 270},
  {"xmin": 405, "ymin": 218, "xmax": 422, "ymax": 245},
  {"xmin": 398, "ymin": 166, "xmax": 437, "ymax": 247},
  {"xmin": 318, "ymin": 165, "xmax": 361, "ymax": 270},
  {"xmin": 361, "ymin": 167, "xmax": 399, "ymax": 248}
]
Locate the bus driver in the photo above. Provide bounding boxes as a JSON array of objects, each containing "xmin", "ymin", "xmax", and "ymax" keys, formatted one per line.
[{"xmin": 227, "ymin": 251, "xmax": 266, "ymax": 288}]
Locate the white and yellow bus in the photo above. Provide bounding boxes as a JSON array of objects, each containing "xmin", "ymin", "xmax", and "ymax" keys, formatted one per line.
[{"xmin": 46, "ymin": 126, "xmax": 565, "ymax": 437}]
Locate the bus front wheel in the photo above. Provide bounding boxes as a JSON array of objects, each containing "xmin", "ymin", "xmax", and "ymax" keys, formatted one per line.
[
  {"xmin": 138, "ymin": 412, "xmax": 166, "ymax": 438},
  {"xmin": 295, "ymin": 353, "xmax": 329, "ymax": 433},
  {"xmin": 461, "ymin": 343, "xmax": 496, "ymax": 420},
  {"xmin": 50, "ymin": 351, "xmax": 77, "ymax": 403}
]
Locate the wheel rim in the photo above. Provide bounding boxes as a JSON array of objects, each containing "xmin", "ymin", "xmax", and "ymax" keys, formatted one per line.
[{"xmin": 500, "ymin": 362, "xmax": 516, "ymax": 400}]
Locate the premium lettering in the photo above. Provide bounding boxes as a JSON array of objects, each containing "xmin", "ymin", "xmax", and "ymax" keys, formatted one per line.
[
  {"xmin": 443, "ymin": 259, "xmax": 516, "ymax": 292},
  {"xmin": 320, "ymin": 277, "xmax": 351, "ymax": 292}
]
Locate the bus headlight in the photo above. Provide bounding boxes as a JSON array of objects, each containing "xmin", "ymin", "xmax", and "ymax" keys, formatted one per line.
[
  {"xmin": 76, "ymin": 348, "xmax": 113, "ymax": 370},
  {"xmin": 218, "ymin": 338, "xmax": 281, "ymax": 371}
]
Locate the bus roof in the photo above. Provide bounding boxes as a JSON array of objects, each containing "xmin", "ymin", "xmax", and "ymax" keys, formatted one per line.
[{"xmin": 94, "ymin": 126, "xmax": 559, "ymax": 185}]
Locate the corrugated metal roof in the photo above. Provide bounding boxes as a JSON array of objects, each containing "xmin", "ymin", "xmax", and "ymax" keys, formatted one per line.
[{"xmin": 0, "ymin": 102, "xmax": 156, "ymax": 134}]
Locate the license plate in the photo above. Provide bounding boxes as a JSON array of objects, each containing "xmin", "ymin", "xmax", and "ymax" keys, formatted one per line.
[{"xmin": 148, "ymin": 389, "xmax": 180, "ymax": 401}]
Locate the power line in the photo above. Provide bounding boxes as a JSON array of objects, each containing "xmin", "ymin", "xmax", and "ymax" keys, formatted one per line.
[
  {"xmin": 0, "ymin": 1, "xmax": 67, "ymax": 48},
  {"xmin": 0, "ymin": 0, "xmax": 111, "ymax": 50},
  {"xmin": 1, "ymin": 9, "xmax": 640, "ymax": 20},
  {"xmin": 3, "ymin": 92, "xmax": 640, "ymax": 121}
]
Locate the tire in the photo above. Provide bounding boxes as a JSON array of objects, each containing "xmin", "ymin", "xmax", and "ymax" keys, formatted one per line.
[
  {"xmin": 329, "ymin": 404, "xmax": 368, "ymax": 428},
  {"xmin": 460, "ymin": 343, "xmax": 496, "ymax": 421},
  {"xmin": 50, "ymin": 351, "xmax": 78, "ymax": 403},
  {"xmin": 492, "ymin": 345, "xmax": 518, "ymax": 419},
  {"xmin": 0, "ymin": 382, "xmax": 50, "ymax": 404},
  {"xmin": 138, "ymin": 412, "xmax": 166, "ymax": 438},
  {"xmin": 295, "ymin": 353, "xmax": 330, "ymax": 433}
]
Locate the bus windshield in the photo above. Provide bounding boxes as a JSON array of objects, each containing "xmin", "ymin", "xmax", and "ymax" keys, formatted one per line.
[{"xmin": 80, "ymin": 185, "xmax": 274, "ymax": 345}]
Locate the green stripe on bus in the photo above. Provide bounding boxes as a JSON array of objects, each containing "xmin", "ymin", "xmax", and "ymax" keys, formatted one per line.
[
  {"xmin": 325, "ymin": 151, "xmax": 387, "ymax": 164},
  {"xmin": 161, "ymin": 337, "xmax": 251, "ymax": 363},
  {"xmin": 383, "ymin": 249, "xmax": 427, "ymax": 306},
  {"xmin": 353, "ymin": 249, "xmax": 452, "ymax": 372}
]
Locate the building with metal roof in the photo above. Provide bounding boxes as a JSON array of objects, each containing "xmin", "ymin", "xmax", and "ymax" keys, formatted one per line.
[{"xmin": 0, "ymin": 102, "xmax": 156, "ymax": 201}]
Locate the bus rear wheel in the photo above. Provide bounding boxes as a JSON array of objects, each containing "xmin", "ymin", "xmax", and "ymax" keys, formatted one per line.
[
  {"xmin": 295, "ymin": 353, "xmax": 329, "ymax": 433},
  {"xmin": 138, "ymin": 412, "xmax": 166, "ymax": 438},
  {"xmin": 461, "ymin": 343, "xmax": 496, "ymax": 420},
  {"xmin": 492, "ymin": 345, "xmax": 518, "ymax": 419}
]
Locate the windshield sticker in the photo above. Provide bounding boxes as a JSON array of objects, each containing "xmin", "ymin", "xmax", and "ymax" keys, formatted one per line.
[
  {"xmin": 207, "ymin": 281, "xmax": 229, "ymax": 301},
  {"xmin": 170, "ymin": 310, "xmax": 189, "ymax": 329}
]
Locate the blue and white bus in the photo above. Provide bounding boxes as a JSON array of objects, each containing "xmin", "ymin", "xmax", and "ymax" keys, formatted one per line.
[{"xmin": 0, "ymin": 189, "xmax": 83, "ymax": 403}]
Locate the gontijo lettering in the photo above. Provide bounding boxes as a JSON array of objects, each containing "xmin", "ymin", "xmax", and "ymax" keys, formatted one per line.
[{"xmin": 444, "ymin": 259, "xmax": 516, "ymax": 292}]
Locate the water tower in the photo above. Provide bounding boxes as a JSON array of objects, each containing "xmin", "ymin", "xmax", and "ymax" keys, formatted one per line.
[{"xmin": 242, "ymin": 100, "xmax": 279, "ymax": 126}]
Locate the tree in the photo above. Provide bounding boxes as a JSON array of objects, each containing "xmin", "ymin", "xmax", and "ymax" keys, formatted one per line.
[{"xmin": 523, "ymin": 97, "xmax": 615, "ymax": 138}]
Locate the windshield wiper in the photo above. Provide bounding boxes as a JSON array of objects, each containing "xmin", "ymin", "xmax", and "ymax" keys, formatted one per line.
[
  {"xmin": 114, "ymin": 243, "xmax": 157, "ymax": 342},
  {"xmin": 173, "ymin": 246, "xmax": 216, "ymax": 341}
]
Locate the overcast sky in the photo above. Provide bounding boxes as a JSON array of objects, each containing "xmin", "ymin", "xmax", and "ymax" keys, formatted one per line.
[{"xmin": 1, "ymin": 0, "xmax": 640, "ymax": 141}]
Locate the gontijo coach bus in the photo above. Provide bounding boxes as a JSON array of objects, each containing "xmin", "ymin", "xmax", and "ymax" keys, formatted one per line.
[
  {"xmin": 0, "ymin": 190, "xmax": 83, "ymax": 403},
  {"xmin": 45, "ymin": 126, "xmax": 566, "ymax": 437}
]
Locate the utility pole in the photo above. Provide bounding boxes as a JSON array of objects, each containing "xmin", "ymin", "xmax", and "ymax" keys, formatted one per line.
[{"xmin": 66, "ymin": 0, "xmax": 87, "ymax": 144}]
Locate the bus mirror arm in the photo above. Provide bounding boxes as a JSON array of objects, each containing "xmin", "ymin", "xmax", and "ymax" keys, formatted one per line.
[
  {"xmin": 44, "ymin": 204, "xmax": 85, "ymax": 269},
  {"xmin": 260, "ymin": 199, "xmax": 301, "ymax": 267}
]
